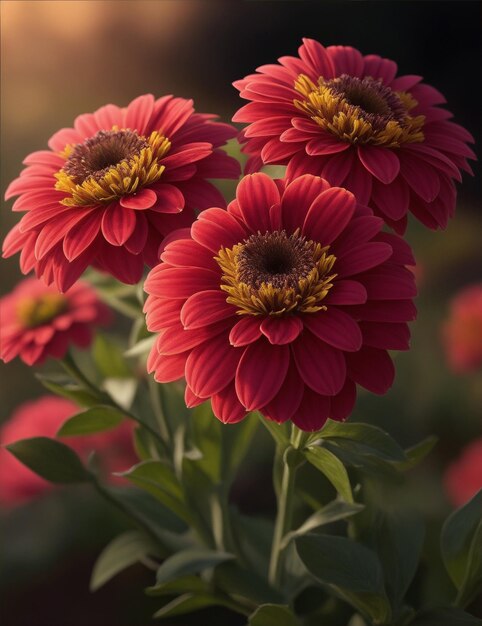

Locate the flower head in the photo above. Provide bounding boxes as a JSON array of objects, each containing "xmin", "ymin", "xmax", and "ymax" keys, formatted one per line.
[
  {"xmin": 442, "ymin": 284, "xmax": 482, "ymax": 373},
  {"xmin": 233, "ymin": 39, "xmax": 475, "ymax": 233},
  {"xmin": 444, "ymin": 439, "xmax": 482, "ymax": 507},
  {"xmin": 0, "ymin": 277, "xmax": 110, "ymax": 365},
  {"xmin": 3, "ymin": 94, "xmax": 239, "ymax": 291},
  {"xmin": 0, "ymin": 396, "xmax": 136, "ymax": 506},
  {"xmin": 144, "ymin": 173, "xmax": 417, "ymax": 431}
]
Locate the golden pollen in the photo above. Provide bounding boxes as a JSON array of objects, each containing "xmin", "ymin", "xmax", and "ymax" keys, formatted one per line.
[
  {"xmin": 16, "ymin": 293, "xmax": 68, "ymax": 328},
  {"xmin": 294, "ymin": 73, "xmax": 425, "ymax": 148},
  {"xmin": 216, "ymin": 230, "xmax": 337, "ymax": 317},
  {"xmin": 55, "ymin": 128, "xmax": 171, "ymax": 206}
]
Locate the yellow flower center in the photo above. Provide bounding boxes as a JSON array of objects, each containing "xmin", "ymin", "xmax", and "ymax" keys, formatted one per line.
[
  {"xmin": 16, "ymin": 293, "xmax": 68, "ymax": 327},
  {"xmin": 55, "ymin": 128, "xmax": 171, "ymax": 206},
  {"xmin": 294, "ymin": 74, "xmax": 425, "ymax": 148},
  {"xmin": 216, "ymin": 230, "xmax": 337, "ymax": 317}
]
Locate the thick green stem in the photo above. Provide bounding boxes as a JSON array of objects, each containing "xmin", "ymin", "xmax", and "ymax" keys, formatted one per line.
[
  {"xmin": 268, "ymin": 425, "xmax": 304, "ymax": 588},
  {"xmin": 147, "ymin": 376, "xmax": 171, "ymax": 444}
]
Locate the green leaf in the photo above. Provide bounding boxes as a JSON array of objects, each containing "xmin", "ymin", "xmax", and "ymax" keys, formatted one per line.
[
  {"xmin": 124, "ymin": 335, "xmax": 156, "ymax": 358},
  {"xmin": 153, "ymin": 592, "xmax": 243, "ymax": 618},
  {"xmin": 5, "ymin": 437, "xmax": 89, "ymax": 483},
  {"xmin": 395, "ymin": 436, "xmax": 438, "ymax": 471},
  {"xmin": 214, "ymin": 561, "xmax": 283, "ymax": 605},
  {"xmin": 304, "ymin": 446, "xmax": 354, "ymax": 503},
  {"xmin": 90, "ymin": 530, "xmax": 159, "ymax": 591},
  {"xmin": 260, "ymin": 414, "xmax": 291, "ymax": 446},
  {"xmin": 102, "ymin": 377, "xmax": 137, "ymax": 410},
  {"xmin": 375, "ymin": 512, "xmax": 425, "ymax": 609},
  {"xmin": 410, "ymin": 607, "xmax": 482, "ymax": 626},
  {"xmin": 296, "ymin": 534, "xmax": 390, "ymax": 624},
  {"xmin": 57, "ymin": 405, "xmax": 124, "ymax": 437},
  {"xmin": 121, "ymin": 461, "xmax": 190, "ymax": 524},
  {"xmin": 146, "ymin": 575, "xmax": 210, "ymax": 597},
  {"xmin": 155, "ymin": 549, "xmax": 234, "ymax": 585},
  {"xmin": 281, "ymin": 499, "xmax": 364, "ymax": 549},
  {"xmin": 37, "ymin": 375, "xmax": 100, "ymax": 407},
  {"xmin": 441, "ymin": 490, "xmax": 482, "ymax": 607},
  {"xmin": 318, "ymin": 419, "xmax": 406, "ymax": 462},
  {"xmin": 93, "ymin": 334, "xmax": 131, "ymax": 378},
  {"xmin": 249, "ymin": 604, "xmax": 300, "ymax": 626}
]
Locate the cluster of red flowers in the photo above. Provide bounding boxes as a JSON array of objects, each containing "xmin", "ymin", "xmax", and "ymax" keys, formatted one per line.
[{"xmin": 1, "ymin": 39, "xmax": 475, "ymax": 434}]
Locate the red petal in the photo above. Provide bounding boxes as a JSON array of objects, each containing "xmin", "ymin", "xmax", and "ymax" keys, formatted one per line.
[
  {"xmin": 292, "ymin": 388, "xmax": 330, "ymax": 432},
  {"xmin": 101, "ymin": 204, "xmax": 137, "ymax": 246},
  {"xmin": 236, "ymin": 173, "xmax": 280, "ymax": 232},
  {"xmin": 325, "ymin": 280, "xmax": 367, "ymax": 305},
  {"xmin": 235, "ymin": 340, "xmax": 290, "ymax": 410},
  {"xmin": 191, "ymin": 208, "xmax": 248, "ymax": 253},
  {"xmin": 229, "ymin": 317, "xmax": 262, "ymax": 347},
  {"xmin": 185, "ymin": 332, "xmax": 240, "ymax": 398},
  {"xmin": 181, "ymin": 290, "xmax": 234, "ymax": 329},
  {"xmin": 335, "ymin": 242, "xmax": 393, "ymax": 277},
  {"xmin": 346, "ymin": 347, "xmax": 395, "ymax": 394},
  {"xmin": 303, "ymin": 187, "xmax": 356, "ymax": 244},
  {"xmin": 119, "ymin": 188, "xmax": 157, "ymax": 210},
  {"xmin": 292, "ymin": 331, "xmax": 346, "ymax": 395},
  {"xmin": 260, "ymin": 316, "xmax": 303, "ymax": 345},
  {"xmin": 302, "ymin": 309, "xmax": 362, "ymax": 352},
  {"xmin": 211, "ymin": 382, "xmax": 247, "ymax": 424},
  {"xmin": 262, "ymin": 361, "xmax": 304, "ymax": 423},
  {"xmin": 63, "ymin": 210, "xmax": 100, "ymax": 261},
  {"xmin": 144, "ymin": 266, "xmax": 219, "ymax": 299},
  {"xmin": 281, "ymin": 175, "xmax": 330, "ymax": 233},
  {"xmin": 358, "ymin": 146, "xmax": 400, "ymax": 184},
  {"xmin": 359, "ymin": 321, "xmax": 410, "ymax": 350}
]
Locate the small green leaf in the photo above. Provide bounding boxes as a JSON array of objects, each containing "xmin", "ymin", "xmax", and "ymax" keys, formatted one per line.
[
  {"xmin": 249, "ymin": 604, "xmax": 300, "ymax": 626},
  {"xmin": 318, "ymin": 419, "xmax": 406, "ymax": 462},
  {"xmin": 296, "ymin": 534, "xmax": 390, "ymax": 623},
  {"xmin": 281, "ymin": 499, "xmax": 364, "ymax": 549},
  {"xmin": 214, "ymin": 561, "xmax": 283, "ymax": 605},
  {"xmin": 57, "ymin": 405, "xmax": 124, "ymax": 437},
  {"xmin": 90, "ymin": 530, "xmax": 159, "ymax": 591},
  {"xmin": 153, "ymin": 592, "xmax": 242, "ymax": 618},
  {"xmin": 410, "ymin": 607, "xmax": 482, "ymax": 625},
  {"xmin": 121, "ymin": 461, "xmax": 190, "ymax": 523},
  {"xmin": 103, "ymin": 377, "xmax": 137, "ymax": 410},
  {"xmin": 6, "ymin": 437, "xmax": 89, "ymax": 483},
  {"xmin": 155, "ymin": 549, "xmax": 234, "ymax": 585},
  {"xmin": 124, "ymin": 335, "xmax": 156, "ymax": 358},
  {"xmin": 146, "ymin": 575, "xmax": 210, "ymax": 597},
  {"xmin": 440, "ymin": 490, "xmax": 482, "ymax": 590},
  {"xmin": 395, "ymin": 436, "xmax": 438, "ymax": 471},
  {"xmin": 93, "ymin": 334, "xmax": 131, "ymax": 378},
  {"xmin": 304, "ymin": 446, "xmax": 354, "ymax": 503},
  {"xmin": 37, "ymin": 375, "xmax": 100, "ymax": 407}
]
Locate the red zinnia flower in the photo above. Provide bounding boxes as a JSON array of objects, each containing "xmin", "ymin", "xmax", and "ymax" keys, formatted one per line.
[
  {"xmin": 444, "ymin": 438, "xmax": 482, "ymax": 507},
  {"xmin": 144, "ymin": 173, "xmax": 417, "ymax": 431},
  {"xmin": 0, "ymin": 277, "xmax": 110, "ymax": 365},
  {"xmin": 3, "ymin": 94, "xmax": 239, "ymax": 291},
  {"xmin": 233, "ymin": 39, "xmax": 475, "ymax": 233},
  {"xmin": 0, "ymin": 396, "xmax": 136, "ymax": 506},
  {"xmin": 442, "ymin": 284, "xmax": 482, "ymax": 373}
]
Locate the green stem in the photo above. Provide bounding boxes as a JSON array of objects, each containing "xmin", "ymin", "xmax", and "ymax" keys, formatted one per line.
[
  {"xmin": 147, "ymin": 376, "xmax": 171, "ymax": 444},
  {"xmin": 60, "ymin": 352, "xmax": 166, "ymax": 450},
  {"xmin": 268, "ymin": 425, "xmax": 303, "ymax": 588}
]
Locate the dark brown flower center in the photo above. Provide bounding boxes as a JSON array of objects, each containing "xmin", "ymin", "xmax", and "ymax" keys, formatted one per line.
[
  {"xmin": 237, "ymin": 231, "xmax": 317, "ymax": 290},
  {"xmin": 326, "ymin": 75, "xmax": 408, "ymax": 132},
  {"xmin": 63, "ymin": 129, "xmax": 149, "ymax": 184}
]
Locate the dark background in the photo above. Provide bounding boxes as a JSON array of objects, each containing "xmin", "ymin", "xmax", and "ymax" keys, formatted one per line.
[{"xmin": 1, "ymin": 1, "xmax": 481, "ymax": 625}]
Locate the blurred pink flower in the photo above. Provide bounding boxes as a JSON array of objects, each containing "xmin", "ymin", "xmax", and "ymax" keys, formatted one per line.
[
  {"xmin": 3, "ymin": 94, "xmax": 239, "ymax": 291},
  {"xmin": 0, "ymin": 277, "xmax": 111, "ymax": 366},
  {"xmin": 0, "ymin": 396, "xmax": 137, "ymax": 506},
  {"xmin": 442, "ymin": 284, "xmax": 482, "ymax": 373},
  {"xmin": 444, "ymin": 438, "xmax": 482, "ymax": 507}
]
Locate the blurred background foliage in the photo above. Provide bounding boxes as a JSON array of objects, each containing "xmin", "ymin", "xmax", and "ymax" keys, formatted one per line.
[{"xmin": 0, "ymin": 1, "xmax": 480, "ymax": 625}]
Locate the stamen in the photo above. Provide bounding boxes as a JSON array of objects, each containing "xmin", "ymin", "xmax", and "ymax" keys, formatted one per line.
[
  {"xmin": 294, "ymin": 74, "xmax": 425, "ymax": 148},
  {"xmin": 16, "ymin": 293, "xmax": 68, "ymax": 328},
  {"xmin": 55, "ymin": 128, "xmax": 171, "ymax": 206},
  {"xmin": 216, "ymin": 230, "xmax": 337, "ymax": 316}
]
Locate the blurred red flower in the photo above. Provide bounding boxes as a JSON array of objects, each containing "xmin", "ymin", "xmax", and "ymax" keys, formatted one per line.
[
  {"xmin": 3, "ymin": 94, "xmax": 239, "ymax": 291},
  {"xmin": 144, "ymin": 173, "xmax": 417, "ymax": 431},
  {"xmin": 0, "ymin": 396, "xmax": 137, "ymax": 506},
  {"xmin": 0, "ymin": 277, "xmax": 110, "ymax": 366},
  {"xmin": 444, "ymin": 438, "xmax": 482, "ymax": 507},
  {"xmin": 442, "ymin": 284, "xmax": 482, "ymax": 373},
  {"xmin": 233, "ymin": 39, "xmax": 475, "ymax": 233}
]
